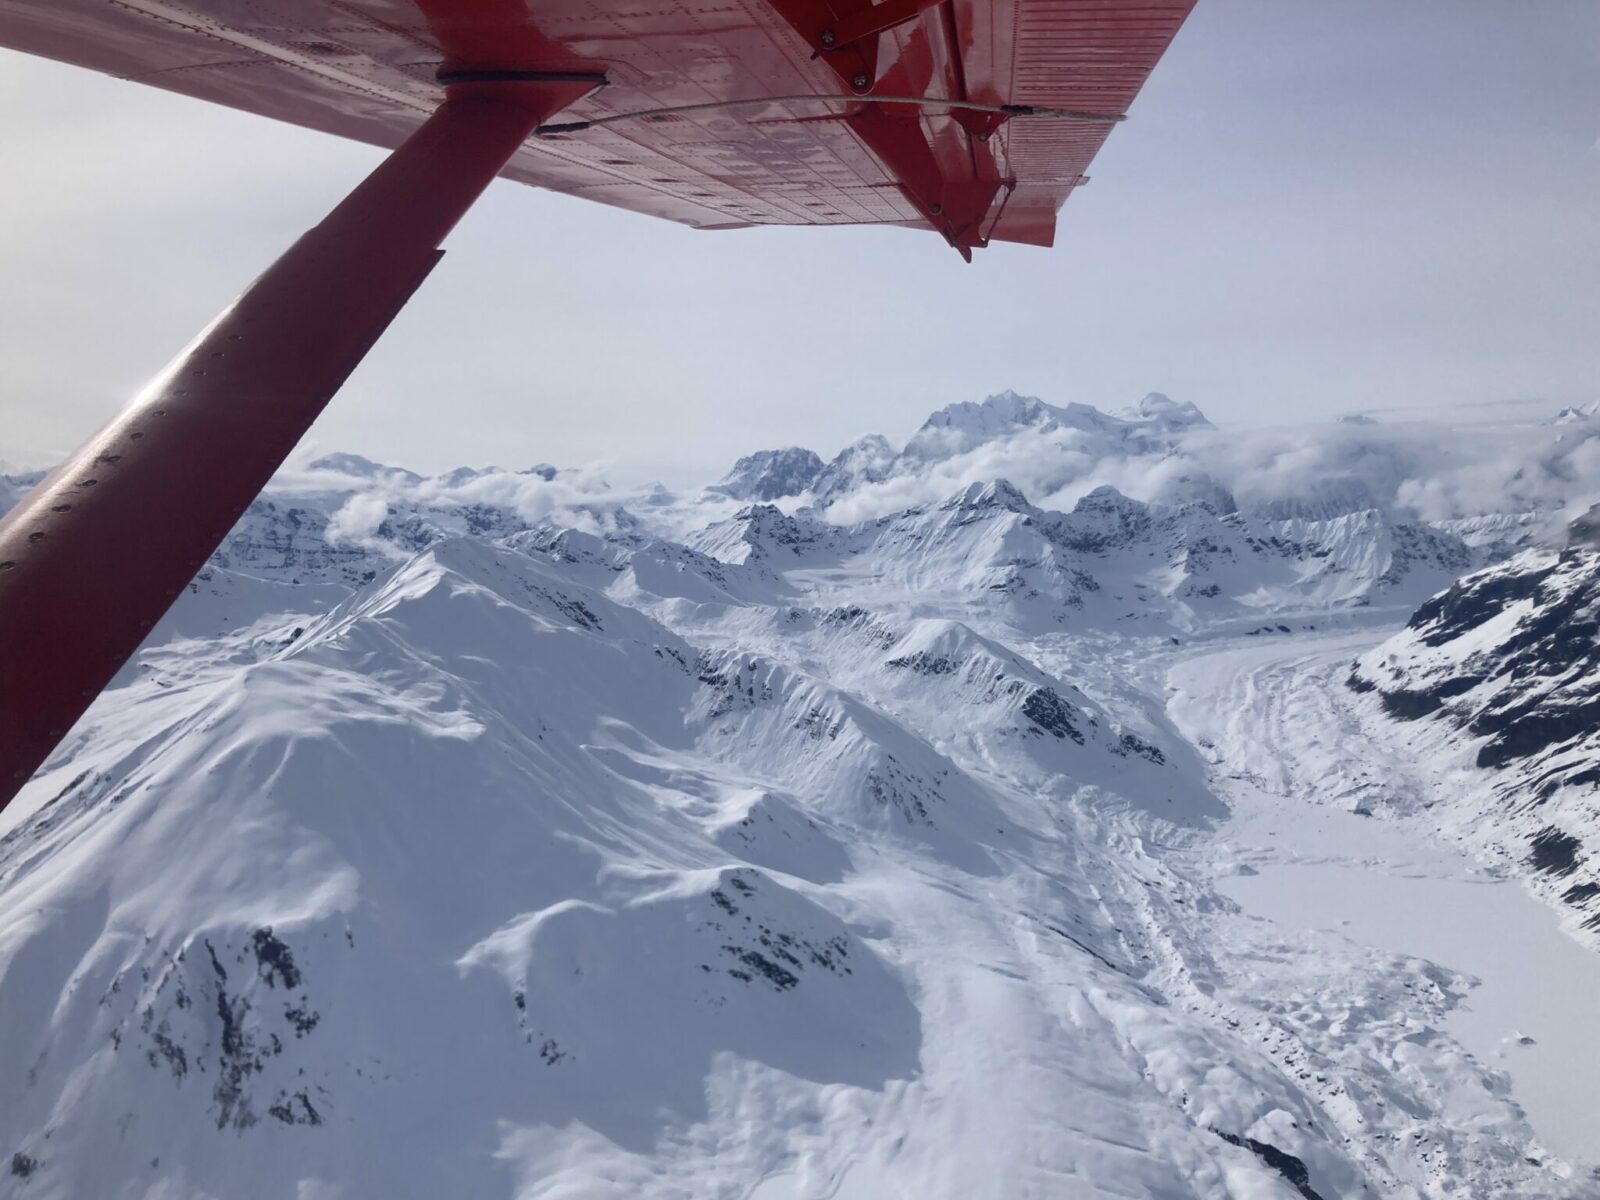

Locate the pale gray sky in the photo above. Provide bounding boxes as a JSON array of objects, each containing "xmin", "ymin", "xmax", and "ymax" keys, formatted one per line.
[{"xmin": 1, "ymin": 1, "xmax": 1597, "ymax": 484}]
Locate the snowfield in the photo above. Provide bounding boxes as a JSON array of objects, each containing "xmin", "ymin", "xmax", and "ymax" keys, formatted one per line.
[{"xmin": 1, "ymin": 393, "xmax": 1596, "ymax": 1198}]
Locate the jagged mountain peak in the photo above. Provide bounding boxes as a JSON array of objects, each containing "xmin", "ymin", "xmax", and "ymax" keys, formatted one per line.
[
  {"xmin": 907, "ymin": 391, "xmax": 1122, "ymax": 457},
  {"xmin": 914, "ymin": 389, "xmax": 1211, "ymax": 440},
  {"xmin": 878, "ymin": 391, "xmax": 1216, "ymax": 495},
  {"xmin": 940, "ymin": 478, "xmax": 1035, "ymax": 514},
  {"xmin": 837, "ymin": 432, "xmax": 896, "ymax": 456},
  {"xmin": 903, "ymin": 391, "xmax": 1055, "ymax": 460},
  {"xmin": 741, "ymin": 390, "xmax": 1240, "ymax": 514},
  {"xmin": 711, "ymin": 446, "xmax": 824, "ymax": 501},
  {"xmin": 730, "ymin": 502, "xmax": 830, "ymax": 544},
  {"xmin": 685, "ymin": 502, "xmax": 835, "ymax": 565},
  {"xmin": 811, "ymin": 434, "xmax": 899, "ymax": 505},
  {"xmin": 1070, "ymin": 484, "xmax": 1148, "ymax": 516},
  {"xmin": 925, "ymin": 389, "xmax": 1049, "ymax": 428},
  {"xmin": 305, "ymin": 452, "xmax": 423, "ymax": 484}
]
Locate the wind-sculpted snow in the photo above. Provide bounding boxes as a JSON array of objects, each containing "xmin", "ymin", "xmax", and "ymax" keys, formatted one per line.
[
  {"xmin": 4, "ymin": 391, "xmax": 1598, "ymax": 1197},
  {"xmin": 686, "ymin": 646, "xmax": 1009, "ymax": 874},
  {"xmin": 458, "ymin": 865, "xmax": 921, "ymax": 1149}
]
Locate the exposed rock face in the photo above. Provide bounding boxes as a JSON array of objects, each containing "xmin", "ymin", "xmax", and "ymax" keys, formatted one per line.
[
  {"xmin": 1351, "ymin": 545, "xmax": 1600, "ymax": 930},
  {"xmin": 1355, "ymin": 548, "xmax": 1599, "ymax": 770},
  {"xmin": 1568, "ymin": 502, "xmax": 1600, "ymax": 549}
]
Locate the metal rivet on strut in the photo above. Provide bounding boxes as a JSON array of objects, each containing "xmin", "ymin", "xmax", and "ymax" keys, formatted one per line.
[
  {"xmin": 851, "ymin": 72, "xmax": 870, "ymax": 90},
  {"xmin": 819, "ymin": 29, "xmax": 836, "ymax": 46}
]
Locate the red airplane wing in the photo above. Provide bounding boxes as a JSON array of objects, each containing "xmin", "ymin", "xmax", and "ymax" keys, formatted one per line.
[
  {"xmin": 0, "ymin": 0, "xmax": 1192, "ymax": 256},
  {"xmin": 0, "ymin": 0, "xmax": 1195, "ymax": 807}
]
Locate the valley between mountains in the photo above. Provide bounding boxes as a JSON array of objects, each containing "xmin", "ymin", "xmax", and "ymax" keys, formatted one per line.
[{"xmin": 2, "ymin": 392, "xmax": 1596, "ymax": 1198}]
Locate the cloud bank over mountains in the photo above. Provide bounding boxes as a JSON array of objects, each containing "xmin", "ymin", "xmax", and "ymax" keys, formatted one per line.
[
  {"xmin": 6, "ymin": 389, "xmax": 1596, "ymax": 560},
  {"xmin": 805, "ymin": 391, "xmax": 1600, "ymax": 527},
  {"xmin": 252, "ymin": 390, "xmax": 1600, "ymax": 545}
]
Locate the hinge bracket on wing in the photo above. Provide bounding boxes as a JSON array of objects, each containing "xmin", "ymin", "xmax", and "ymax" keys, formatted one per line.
[{"xmin": 819, "ymin": 0, "xmax": 945, "ymax": 52}]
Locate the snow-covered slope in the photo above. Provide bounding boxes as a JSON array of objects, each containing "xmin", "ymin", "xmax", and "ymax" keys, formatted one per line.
[
  {"xmin": 0, "ymin": 530, "xmax": 1351, "ymax": 1199},
  {"xmin": 3, "ymin": 391, "xmax": 1596, "ymax": 1198}
]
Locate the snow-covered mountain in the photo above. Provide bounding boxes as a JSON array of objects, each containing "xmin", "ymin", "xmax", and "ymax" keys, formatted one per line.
[
  {"xmin": 3, "ymin": 392, "xmax": 1597, "ymax": 1198},
  {"xmin": 709, "ymin": 448, "xmax": 824, "ymax": 502},
  {"xmin": 1348, "ymin": 532, "xmax": 1600, "ymax": 941},
  {"xmin": 687, "ymin": 477, "xmax": 1475, "ymax": 634},
  {"xmin": 900, "ymin": 389, "xmax": 1209, "ymax": 464},
  {"xmin": 809, "ymin": 434, "xmax": 898, "ymax": 507},
  {"xmin": 731, "ymin": 391, "xmax": 1219, "ymax": 514}
]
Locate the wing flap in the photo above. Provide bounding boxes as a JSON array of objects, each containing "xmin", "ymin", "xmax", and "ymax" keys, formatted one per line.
[{"xmin": 0, "ymin": 0, "xmax": 1194, "ymax": 253}]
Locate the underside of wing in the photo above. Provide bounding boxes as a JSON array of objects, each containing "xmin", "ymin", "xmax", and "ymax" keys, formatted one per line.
[{"xmin": 0, "ymin": 0, "xmax": 1193, "ymax": 256}]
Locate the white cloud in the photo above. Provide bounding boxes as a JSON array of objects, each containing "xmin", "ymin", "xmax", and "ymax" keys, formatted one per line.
[
  {"xmin": 814, "ymin": 409, "xmax": 1600, "ymax": 530},
  {"xmin": 324, "ymin": 492, "xmax": 402, "ymax": 558}
]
